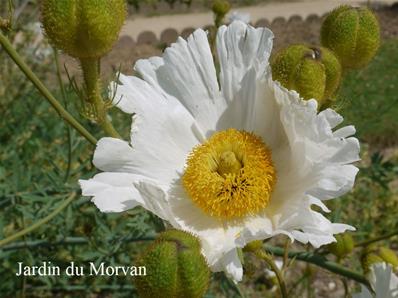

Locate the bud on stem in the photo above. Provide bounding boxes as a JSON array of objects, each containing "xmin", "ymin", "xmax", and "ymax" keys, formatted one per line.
[
  {"xmin": 41, "ymin": 0, "xmax": 126, "ymax": 59},
  {"xmin": 362, "ymin": 245, "xmax": 398, "ymax": 273},
  {"xmin": 271, "ymin": 44, "xmax": 342, "ymax": 106},
  {"xmin": 321, "ymin": 5, "xmax": 380, "ymax": 69},
  {"xmin": 80, "ymin": 58, "xmax": 101, "ymax": 105},
  {"xmin": 78, "ymin": 57, "xmax": 120, "ymax": 138},
  {"xmin": 135, "ymin": 230, "xmax": 210, "ymax": 298},
  {"xmin": 41, "ymin": 0, "xmax": 124, "ymax": 138},
  {"xmin": 212, "ymin": 0, "xmax": 231, "ymax": 28},
  {"xmin": 328, "ymin": 233, "xmax": 355, "ymax": 259}
]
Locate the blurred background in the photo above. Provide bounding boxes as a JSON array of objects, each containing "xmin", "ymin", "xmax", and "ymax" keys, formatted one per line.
[{"xmin": 0, "ymin": 0, "xmax": 397, "ymax": 297}]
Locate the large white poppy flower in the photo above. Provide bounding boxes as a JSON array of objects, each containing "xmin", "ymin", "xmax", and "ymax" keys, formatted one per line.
[
  {"xmin": 80, "ymin": 21, "xmax": 359, "ymax": 282},
  {"xmin": 353, "ymin": 263, "xmax": 398, "ymax": 298}
]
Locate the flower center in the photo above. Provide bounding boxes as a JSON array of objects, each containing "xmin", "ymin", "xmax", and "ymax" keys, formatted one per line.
[{"xmin": 182, "ymin": 129, "xmax": 277, "ymax": 220}]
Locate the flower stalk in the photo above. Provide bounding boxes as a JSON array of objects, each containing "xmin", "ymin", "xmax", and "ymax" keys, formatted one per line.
[
  {"xmin": 79, "ymin": 58, "xmax": 121, "ymax": 138},
  {"xmin": 265, "ymin": 245, "xmax": 372, "ymax": 289},
  {"xmin": 255, "ymin": 249, "xmax": 288, "ymax": 298},
  {"xmin": 355, "ymin": 230, "xmax": 398, "ymax": 247},
  {"xmin": 0, "ymin": 193, "xmax": 76, "ymax": 248},
  {"xmin": 0, "ymin": 31, "xmax": 97, "ymax": 145}
]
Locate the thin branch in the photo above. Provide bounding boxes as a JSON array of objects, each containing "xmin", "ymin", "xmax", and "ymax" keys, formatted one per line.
[
  {"xmin": 355, "ymin": 230, "xmax": 398, "ymax": 247},
  {"xmin": 0, "ymin": 31, "xmax": 97, "ymax": 145},
  {"xmin": 1, "ymin": 234, "xmax": 156, "ymax": 251},
  {"xmin": 53, "ymin": 48, "xmax": 73, "ymax": 182},
  {"xmin": 255, "ymin": 250, "xmax": 288, "ymax": 298},
  {"xmin": 0, "ymin": 193, "xmax": 76, "ymax": 248},
  {"xmin": 265, "ymin": 245, "xmax": 371, "ymax": 289}
]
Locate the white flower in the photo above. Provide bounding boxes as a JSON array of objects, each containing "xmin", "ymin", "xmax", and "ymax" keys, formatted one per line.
[
  {"xmin": 353, "ymin": 263, "xmax": 398, "ymax": 298},
  {"xmin": 228, "ymin": 11, "xmax": 251, "ymax": 24},
  {"xmin": 79, "ymin": 21, "xmax": 359, "ymax": 282}
]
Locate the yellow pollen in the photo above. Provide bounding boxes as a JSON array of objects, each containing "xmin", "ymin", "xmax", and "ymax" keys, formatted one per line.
[{"xmin": 182, "ymin": 128, "xmax": 277, "ymax": 220}]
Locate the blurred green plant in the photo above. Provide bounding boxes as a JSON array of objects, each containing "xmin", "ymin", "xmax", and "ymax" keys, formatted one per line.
[{"xmin": 338, "ymin": 39, "xmax": 398, "ymax": 147}]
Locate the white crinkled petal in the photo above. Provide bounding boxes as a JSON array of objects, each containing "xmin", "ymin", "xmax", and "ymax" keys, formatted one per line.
[
  {"xmin": 217, "ymin": 21, "xmax": 273, "ymax": 101},
  {"xmin": 334, "ymin": 125, "xmax": 356, "ymax": 138},
  {"xmin": 281, "ymin": 197, "xmax": 355, "ymax": 248},
  {"xmin": 215, "ymin": 21, "xmax": 273, "ymax": 131},
  {"xmin": 306, "ymin": 165, "xmax": 359, "ymax": 200},
  {"xmin": 133, "ymin": 29, "xmax": 224, "ymax": 136},
  {"xmin": 233, "ymin": 195, "xmax": 354, "ymax": 249},
  {"xmin": 79, "ymin": 173, "xmax": 174, "ymax": 222},
  {"xmin": 79, "ymin": 173, "xmax": 143, "ymax": 212},
  {"xmin": 109, "ymin": 74, "xmax": 203, "ymax": 185},
  {"xmin": 263, "ymin": 78, "xmax": 360, "ymax": 201},
  {"xmin": 353, "ymin": 263, "xmax": 398, "ymax": 298},
  {"xmin": 211, "ymin": 249, "xmax": 243, "ymax": 282},
  {"xmin": 167, "ymin": 182, "xmax": 242, "ymax": 258}
]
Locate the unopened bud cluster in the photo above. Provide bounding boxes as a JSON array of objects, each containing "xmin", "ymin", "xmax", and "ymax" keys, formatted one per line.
[
  {"xmin": 135, "ymin": 230, "xmax": 210, "ymax": 298},
  {"xmin": 327, "ymin": 233, "xmax": 354, "ymax": 259},
  {"xmin": 271, "ymin": 5, "xmax": 380, "ymax": 106},
  {"xmin": 271, "ymin": 45, "xmax": 341, "ymax": 105},
  {"xmin": 41, "ymin": 0, "xmax": 126, "ymax": 59},
  {"xmin": 362, "ymin": 245, "xmax": 398, "ymax": 273},
  {"xmin": 321, "ymin": 5, "xmax": 380, "ymax": 69}
]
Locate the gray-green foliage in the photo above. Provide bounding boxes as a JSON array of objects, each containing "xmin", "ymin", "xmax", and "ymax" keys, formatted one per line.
[
  {"xmin": 0, "ymin": 83, "xmax": 159, "ymax": 296},
  {"xmin": 338, "ymin": 39, "xmax": 398, "ymax": 145},
  {"xmin": 0, "ymin": 24, "xmax": 158, "ymax": 298}
]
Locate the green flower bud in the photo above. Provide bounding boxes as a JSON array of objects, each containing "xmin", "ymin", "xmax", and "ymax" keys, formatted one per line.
[
  {"xmin": 243, "ymin": 240, "xmax": 263, "ymax": 252},
  {"xmin": 378, "ymin": 247, "xmax": 398, "ymax": 268},
  {"xmin": 327, "ymin": 234, "xmax": 355, "ymax": 259},
  {"xmin": 41, "ymin": 0, "xmax": 126, "ymax": 59},
  {"xmin": 321, "ymin": 5, "xmax": 380, "ymax": 69},
  {"xmin": 212, "ymin": 0, "xmax": 231, "ymax": 18},
  {"xmin": 362, "ymin": 245, "xmax": 398, "ymax": 273},
  {"xmin": 271, "ymin": 44, "xmax": 342, "ymax": 105},
  {"xmin": 135, "ymin": 230, "xmax": 210, "ymax": 298}
]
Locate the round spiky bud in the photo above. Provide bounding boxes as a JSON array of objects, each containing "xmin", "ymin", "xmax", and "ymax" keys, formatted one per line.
[
  {"xmin": 327, "ymin": 233, "xmax": 355, "ymax": 259},
  {"xmin": 362, "ymin": 245, "xmax": 398, "ymax": 273},
  {"xmin": 212, "ymin": 0, "xmax": 231, "ymax": 18},
  {"xmin": 321, "ymin": 5, "xmax": 380, "ymax": 69},
  {"xmin": 135, "ymin": 230, "xmax": 210, "ymax": 298},
  {"xmin": 41, "ymin": 0, "xmax": 126, "ymax": 59},
  {"xmin": 271, "ymin": 44, "xmax": 342, "ymax": 105}
]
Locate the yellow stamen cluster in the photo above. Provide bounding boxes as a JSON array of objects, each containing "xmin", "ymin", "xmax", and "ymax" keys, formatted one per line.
[{"xmin": 182, "ymin": 129, "xmax": 277, "ymax": 220}]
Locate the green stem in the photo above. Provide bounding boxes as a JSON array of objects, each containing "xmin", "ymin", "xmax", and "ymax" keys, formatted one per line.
[
  {"xmin": 53, "ymin": 48, "xmax": 73, "ymax": 182},
  {"xmin": 1, "ymin": 234, "xmax": 156, "ymax": 251},
  {"xmin": 255, "ymin": 250, "xmax": 288, "ymax": 298},
  {"xmin": 282, "ymin": 238, "xmax": 291, "ymax": 270},
  {"xmin": 79, "ymin": 58, "xmax": 121, "ymax": 138},
  {"xmin": 0, "ymin": 31, "xmax": 97, "ymax": 145},
  {"xmin": 356, "ymin": 229, "xmax": 398, "ymax": 247},
  {"xmin": 265, "ymin": 245, "xmax": 371, "ymax": 289},
  {"xmin": 0, "ymin": 193, "xmax": 76, "ymax": 248}
]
